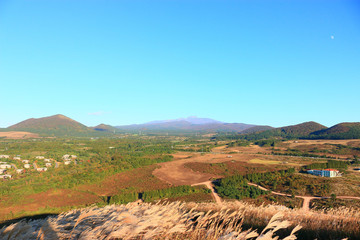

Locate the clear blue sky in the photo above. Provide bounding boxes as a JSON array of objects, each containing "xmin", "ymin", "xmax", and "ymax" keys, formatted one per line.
[{"xmin": 1, "ymin": 0, "xmax": 359, "ymax": 128}]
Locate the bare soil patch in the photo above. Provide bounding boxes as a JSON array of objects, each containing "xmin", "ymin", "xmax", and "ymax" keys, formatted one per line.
[{"xmin": 0, "ymin": 131, "xmax": 39, "ymax": 139}]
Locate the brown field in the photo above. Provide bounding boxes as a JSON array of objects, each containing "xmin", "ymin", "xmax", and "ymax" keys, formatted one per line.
[
  {"xmin": 77, "ymin": 165, "xmax": 171, "ymax": 196},
  {"xmin": 0, "ymin": 131, "xmax": 39, "ymax": 139},
  {"xmin": 0, "ymin": 189, "xmax": 99, "ymax": 221}
]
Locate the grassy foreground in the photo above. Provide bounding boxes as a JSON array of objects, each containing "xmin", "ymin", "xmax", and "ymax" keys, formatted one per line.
[{"xmin": 0, "ymin": 201, "xmax": 301, "ymax": 240}]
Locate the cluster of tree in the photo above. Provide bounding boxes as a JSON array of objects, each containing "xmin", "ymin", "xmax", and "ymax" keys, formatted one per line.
[
  {"xmin": 245, "ymin": 168, "xmax": 296, "ymax": 184},
  {"xmin": 304, "ymin": 160, "xmax": 349, "ymax": 170},
  {"xmin": 215, "ymin": 175, "xmax": 269, "ymax": 200},
  {"xmin": 272, "ymin": 150, "xmax": 331, "ymax": 159},
  {"xmin": 142, "ymin": 185, "xmax": 209, "ymax": 202},
  {"xmin": 227, "ymin": 140, "xmax": 250, "ymax": 147},
  {"xmin": 108, "ymin": 192, "xmax": 138, "ymax": 204}
]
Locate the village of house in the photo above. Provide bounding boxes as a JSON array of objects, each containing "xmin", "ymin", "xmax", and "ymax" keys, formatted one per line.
[{"xmin": 0, "ymin": 154, "xmax": 77, "ymax": 180}]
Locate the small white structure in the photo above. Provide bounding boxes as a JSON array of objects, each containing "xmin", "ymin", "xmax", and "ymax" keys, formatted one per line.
[
  {"xmin": 64, "ymin": 161, "xmax": 72, "ymax": 165},
  {"xmin": 0, "ymin": 164, "xmax": 12, "ymax": 169},
  {"xmin": 36, "ymin": 167, "xmax": 47, "ymax": 172},
  {"xmin": 22, "ymin": 160, "xmax": 30, "ymax": 164},
  {"xmin": 35, "ymin": 156, "xmax": 45, "ymax": 159},
  {"xmin": 0, "ymin": 174, "xmax": 12, "ymax": 179},
  {"xmin": 0, "ymin": 155, "xmax": 9, "ymax": 159},
  {"xmin": 44, "ymin": 159, "xmax": 51, "ymax": 162},
  {"xmin": 45, "ymin": 163, "xmax": 52, "ymax": 167},
  {"xmin": 0, "ymin": 169, "xmax": 6, "ymax": 174},
  {"xmin": 227, "ymin": 155, "xmax": 233, "ymax": 158},
  {"xmin": 62, "ymin": 154, "xmax": 70, "ymax": 160},
  {"xmin": 71, "ymin": 155, "xmax": 77, "ymax": 159},
  {"xmin": 13, "ymin": 157, "xmax": 21, "ymax": 160},
  {"xmin": 16, "ymin": 169, "xmax": 24, "ymax": 174},
  {"xmin": 24, "ymin": 164, "xmax": 31, "ymax": 169}
]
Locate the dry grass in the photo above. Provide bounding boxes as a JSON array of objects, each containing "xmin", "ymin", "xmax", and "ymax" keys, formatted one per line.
[{"xmin": 0, "ymin": 201, "xmax": 302, "ymax": 240}]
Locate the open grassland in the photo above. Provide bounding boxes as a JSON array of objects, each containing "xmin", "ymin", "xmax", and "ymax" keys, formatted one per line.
[{"xmin": 1, "ymin": 201, "xmax": 359, "ymax": 240}]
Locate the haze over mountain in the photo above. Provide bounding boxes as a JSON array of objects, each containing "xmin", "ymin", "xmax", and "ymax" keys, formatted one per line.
[{"xmin": 116, "ymin": 117, "xmax": 258, "ymax": 133}]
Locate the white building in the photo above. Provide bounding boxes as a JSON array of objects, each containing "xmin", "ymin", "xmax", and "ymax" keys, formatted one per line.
[
  {"xmin": 35, "ymin": 156, "xmax": 45, "ymax": 159},
  {"xmin": 24, "ymin": 164, "xmax": 31, "ymax": 169},
  {"xmin": 16, "ymin": 169, "xmax": 24, "ymax": 174},
  {"xmin": 45, "ymin": 163, "xmax": 52, "ymax": 167},
  {"xmin": 44, "ymin": 159, "xmax": 51, "ymax": 162},
  {"xmin": 0, "ymin": 155, "xmax": 9, "ymax": 159},
  {"xmin": 13, "ymin": 157, "xmax": 21, "ymax": 160},
  {"xmin": 0, "ymin": 169, "xmax": 6, "ymax": 174},
  {"xmin": 22, "ymin": 160, "xmax": 30, "ymax": 164},
  {"xmin": 307, "ymin": 169, "xmax": 340, "ymax": 178},
  {"xmin": 64, "ymin": 161, "xmax": 72, "ymax": 165}
]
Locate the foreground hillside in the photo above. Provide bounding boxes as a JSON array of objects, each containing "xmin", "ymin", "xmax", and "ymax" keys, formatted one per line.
[
  {"xmin": 2, "ymin": 200, "xmax": 360, "ymax": 240},
  {"xmin": 0, "ymin": 202, "xmax": 302, "ymax": 240}
]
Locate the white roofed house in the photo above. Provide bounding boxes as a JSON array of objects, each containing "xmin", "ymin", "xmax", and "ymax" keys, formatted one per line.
[
  {"xmin": 44, "ymin": 159, "xmax": 51, "ymax": 162},
  {"xmin": 0, "ymin": 169, "xmax": 6, "ymax": 174},
  {"xmin": 36, "ymin": 167, "xmax": 47, "ymax": 172},
  {"xmin": 22, "ymin": 160, "xmax": 30, "ymax": 164},
  {"xmin": 0, "ymin": 174, "xmax": 12, "ymax": 179},
  {"xmin": 35, "ymin": 156, "xmax": 45, "ymax": 159},
  {"xmin": 62, "ymin": 154, "xmax": 70, "ymax": 160},
  {"xmin": 0, "ymin": 155, "xmax": 9, "ymax": 159},
  {"xmin": 16, "ymin": 169, "xmax": 24, "ymax": 174},
  {"xmin": 45, "ymin": 163, "xmax": 52, "ymax": 167},
  {"xmin": 24, "ymin": 164, "xmax": 31, "ymax": 169},
  {"xmin": 71, "ymin": 155, "xmax": 77, "ymax": 159},
  {"xmin": 13, "ymin": 157, "xmax": 21, "ymax": 160},
  {"xmin": 0, "ymin": 164, "xmax": 12, "ymax": 169},
  {"xmin": 64, "ymin": 161, "xmax": 72, "ymax": 165}
]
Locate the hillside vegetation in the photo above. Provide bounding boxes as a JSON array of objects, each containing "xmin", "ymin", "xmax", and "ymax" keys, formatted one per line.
[
  {"xmin": 239, "ymin": 122, "xmax": 327, "ymax": 140},
  {"xmin": 309, "ymin": 122, "xmax": 360, "ymax": 139}
]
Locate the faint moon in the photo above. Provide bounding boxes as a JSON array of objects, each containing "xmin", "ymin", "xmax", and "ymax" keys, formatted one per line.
[{"xmin": 331, "ymin": 35, "xmax": 334, "ymax": 39}]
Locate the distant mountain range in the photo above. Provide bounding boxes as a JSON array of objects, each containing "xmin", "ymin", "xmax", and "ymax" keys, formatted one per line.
[
  {"xmin": 116, "ymin": 116, "xmax": 260, "ymax": 133},
  {"xmin": 1, "ymin": 114, "xmax": 359, "ymax": 139}
]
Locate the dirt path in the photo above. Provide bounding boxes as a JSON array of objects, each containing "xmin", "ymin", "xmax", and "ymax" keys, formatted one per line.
[
  {"xmin": 192, "ymin": 181, "xmax": 222, "ymax": 206},
  {"xmin": 248, "ymin": 182, "xmax": 360, "ymax": 211}
]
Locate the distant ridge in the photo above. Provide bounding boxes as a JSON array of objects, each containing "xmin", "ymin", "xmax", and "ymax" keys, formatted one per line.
[
  {"xmin": 309, "ymin": 122, "xmax": 360, "ymax": 139},
  {"xmin": 8, "ymin": 114, "xmax": 105, "ymax": 137},
  {"xmin": 240, "ymin": 121, "xmax": 327, "ymax": 140},
  {"xmin": 239, "ymin": 125, "xmax": 274, "ymax": 134},
  {"xmin": 116, "ymin": 117, "xmax": 256, "ymax": 133}
]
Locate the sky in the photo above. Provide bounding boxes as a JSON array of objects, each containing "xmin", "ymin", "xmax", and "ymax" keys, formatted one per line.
[{"xmin": 0, "ymin": 0, "xmax": 359, "ymax": 128}]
